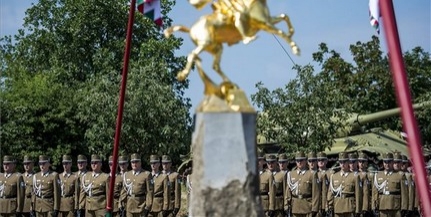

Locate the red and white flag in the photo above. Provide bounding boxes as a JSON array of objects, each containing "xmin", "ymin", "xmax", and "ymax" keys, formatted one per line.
[
  {"xmin": 137, "ymin": 0, "xmax": 163, "ymax": 27},
  {"xmin": 369, "ymin": 0, "xmax": 380, "ymax": 34}
]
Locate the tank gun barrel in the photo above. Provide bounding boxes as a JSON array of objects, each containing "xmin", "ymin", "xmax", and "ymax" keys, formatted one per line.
[{"xmin": 348, "ymin": 102, "xmax": 429, "ymax": 132}]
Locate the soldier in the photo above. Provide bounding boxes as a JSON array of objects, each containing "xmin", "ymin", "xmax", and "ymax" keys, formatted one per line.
[
  {"xmin": 285, "ymin": 151, "xmax": 320, "ymax": 217},
  {"xmin": 22, "ymin": 155, "xmax": 35, "ymax": 217},
  {"xmin": 107, "ymin": 156, "xmax": 123, "ymax": 217},
  {"xmin": 149, "ymin": 155, "xmax": 169, "ymax": 217},
  {"xmin": 259, "ymin": 154, "xmax": 275, "ymax": 217},
  {"xmin": 59, "ymin": 155, "xmax": 79, "ymax": 217},
  {"xmin": 75, "ymin": 154, "xmax": 88, "ymax": 217},
  {"xmin": 257, "ymin": 152, "xmax": 266, "ymax": 174},
  {"xmin": 307, "ymin": 152, "xmax": 318, "ymax": 171},
  {"xmin": 402, "ymin": 155, "xmax": 419, "ymax": 216},
  {"xmin": 357, "ymin": 152, "xmax": 373, "ymax": 217},
  {"xmin": 118, "ymin": 155, "xmax": 129, "ymax": 175},
  {"xmin": 393, "ymin": 153, "xmax": 413, "ymax": 217},
  {"xmin": 271, "ymin": 154, "xmax": 287, "ymax": 217},
  {"xmin": 121, "ymin": 153, "xmax": 153, "ymax": 217},
  {"xmin": 161, "ymin": 155, "xmax": 181, "ymax": 217},
  {"xmin": 278, "ymin": 154, "xmax": 289, "ymax": 173},
  {"xmin": 0, "ymin": 155, "xmax": 25, "ymax": 216},
  {"xmin": 33, "ymin": 155, "xmax": 60, "ymax": 217},
  {"xmin": 316, "ymin": 151, "xmax": 329, "ymax": 217},
  {"xmin": 327, "ymin": 152, "xmax": 362, "ymax": 217},
  {"xmin": 79, "ymin": 154, "xmax": 109, "ymax": 217},
  {"xmin": 371, "ymin": 152, "xmax": 408, "ymax": 217}
]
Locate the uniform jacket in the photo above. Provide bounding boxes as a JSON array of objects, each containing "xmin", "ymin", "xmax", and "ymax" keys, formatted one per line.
[
  {"xmin": 358, "ymin": 171, "xmax": 373, "ymax": 212},
  {"xmin": 150, "ymin": 172, "xmax": 169, "ymax": 212},
  {"xmin": 121, "ymin": 170, "xmax": 153, "ymax": 213},
  {"xmin": 22, "ymin": 172, "xmax": 34, "ymax": 213},
  {"xmin": 317, "ymin": 169, "xmax": 329, "ymax": 211},
  {"xmin": 75, "ymin": 170, "xmax": 88, "ymax": 210},
  {"xmin": 260, "ymin": 169, "xmax": 275, "ymax": 211},
  {"xmin": 273, "ymin": 170, "xmax": 287, "ymax": 211},
  {"xmin": 108, "ymin": 173, "xmax": 123, "ymax": 213},
  {"xmin": 403, "ymin": 172, "xmax": 414, "ymax": 211},
  {"xmin": 59, "ymin": 172, "xmax": 79, "ymax": 212},
  {"xmin": 371, "ymin": 170, "xmax": 408, "ymax": 211},
  {"xmin": 0, "ymin": 172, "xmax": 25, "ymax": 213},
  {"xmin": 166, "ymin": 171, "xmax": 181, "ymax": 210},
  {"xmin": 327, "ymin": 171, "xmax": 362, "ymax": 214},
  {"xmin": 79, "ymin": 172, "xmax": 109, "ymax": 211},
  {"xmin": 32, "ymin": 171, "xmax": 61, "ymax": 212},
  {"xmin": 285, "ymin": 169, "xmax": 320, "ymax": 214}
]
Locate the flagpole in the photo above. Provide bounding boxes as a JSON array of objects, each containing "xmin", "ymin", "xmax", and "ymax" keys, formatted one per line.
[
  {"xmin": 379, "ymin": 0, "xmax": 431, "ymax": 216},
  {"xmin": 106, "ymin": 0, "xmax": 136, "ymax": 215}
]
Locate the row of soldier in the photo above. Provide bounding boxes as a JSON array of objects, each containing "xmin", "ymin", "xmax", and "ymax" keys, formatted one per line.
[
  {"xmin": 0, "ymin": 153, "xmax": 181, "ymax": 217},
  {"xmin": 258, "ymin": 151, "xmax": 424, "ymax": 217}
]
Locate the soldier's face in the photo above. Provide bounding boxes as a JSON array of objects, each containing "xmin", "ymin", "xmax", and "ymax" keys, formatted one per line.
[
  {"xmin": 151, "ymin": 162, "xmax": 160, "ymax": 171},
  {"xmin": 3, "ymin": 162, "xmax": 15, "ymax": 173},
  {"xmin": 296, "ymin": 159, "xmax": 306, "ymax": 169},
  {"xmin": 62, "ymin": 162, "xmax": 72, "ymax": 172},
  {"xmin": 119, "ymin": 162, "xmax": 128, "ymax": 171},
  {"xmin": 39, "ymin": 162, "xmax": 50, "ymax": 172},
  {"xmin": 278, "ymin": 161, "xmax": 288, "ymax": 170},
  {"xmin": 108, "ymin": 161, "xmax": 118, "ymax": 172},
  {"xmin": 339, "ymin": 160, "xmax": 349, "ymax": 171},
  {"xmin": 358, "ymin": 160, "xmax": 368, "ymax": 169},
  {"xmin": 383, "ymin": 160, "xmax": 393, "ymax": 171},
  {"xmin": 23, "ymin": 162, "xmax": 34, "ymax": 172},
  {"xmin": 131, "ymin": 160, "xmax": 141, "ymax": 170},
  {"xmin": 308, "ymin": 159, "xmax": 317, "ymax": 169},
  {"xmin": 91, "ymin": 161, "xmax": 102, "ymax": 172},
  {"xmin": 162, "ymin": 162, "xmax": 172, "ymax": 171},
  {"xmin": 401, "ymin": 162, "xmax": 408, "ymax": 171},
  {"xmin": 349, "ymin": 160, "xmax": 358, "ymax": 171},
  {"xmin": 267, "ymin": 161, "xmax": 276, "ymax": 171},
  {"xmin": 77, "ymin": 162, "xmax": 87, "ymax": 170},
  {"xmin": 393, "ymin": 161, "xmax": 402, "ymax": 171},
  {"xmin": 317, "ymin": 159, "xmax": 327, "ymax": 168}
]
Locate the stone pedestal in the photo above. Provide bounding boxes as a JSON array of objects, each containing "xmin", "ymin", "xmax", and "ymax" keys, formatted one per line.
[{"xmin": 189, "ymin": 109, "xmax": 263, "ymax": 216}]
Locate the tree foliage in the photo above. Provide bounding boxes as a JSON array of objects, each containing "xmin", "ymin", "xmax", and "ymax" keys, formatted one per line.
[
  {"xmin": 252, "ymin": 36, "xmax": 431, "ymax": 154},
  {"xmin": 0, "ymin": 0, "xmax": 191, "ymax": 168}
]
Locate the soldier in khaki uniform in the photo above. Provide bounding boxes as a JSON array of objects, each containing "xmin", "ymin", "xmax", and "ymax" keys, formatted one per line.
[
  {"xmin": 118, "ymin": 155, "xmax": 129, "ymax": 176},
  {"xmin": 401, "ymin": 155, "xmax": 419, "ymax": 216},
  {"xmin": 307, "ymin": 152, "xmax": 317, "ymax": 171},
  {"xmin": 278, "ymin": 154, "xmax": 289, "ymax": 173},
  {"xmin": 316, "ymin": 152, "xmax": 329, "ymax": 217},
  {"xmin": 108, "ymin": 156, "xmax": 124, "ymax": 217},
  {"xmin": 259, "ymin": 154, "xmax": 275, "ymax": 217},
  {"xmin": 79, "ymin": 154, "xmax": 109, "ymax": 217},
  {"xmin": 32, "ymin": 155, "xmax": 60, "ymax": 217},
  {"xmin": 357, "ymin": 152, "xmax": 373, "ymax": 217},
  {"xmin": 121, "ymin": 153, "xmax": 153, "ymax": 217},
  {"xmin": 371, "ymin": 152, "xmax": 408, "ymax": 217},
  {"xmin": 393, "ymin": 153, "xmax": 414, "ymax": 217},
  {"xmin": 270, "ymin": 154, "xmax": 286, "ymax": 217},
  {"xmin": 327, "ymin": 152, "xmax": 362, "ymax": 217},
  {"xmin": 22, "ymin": 155, "xmax": 35, "ymax": 217},
  {"xmin": 0, "ymin": 155, "xmax": 25, "ymax": 216},
  {"xmin": 75, "ymin": 154, "xmax": 88, "ymax": 217},
  {"xmin": 58, "ymin": 155, "xmax": 79, "ymax": 217},
  {"xmin": 285, "ymin": 151, "xmax": 320, "ymax": 217},
  {"xmin": 149, "ymin": 155, "xmax": 169, "ymax": 217},
  {"xmin": 161, "ymin": 155, "xmax": 180, "ymax": 217}
]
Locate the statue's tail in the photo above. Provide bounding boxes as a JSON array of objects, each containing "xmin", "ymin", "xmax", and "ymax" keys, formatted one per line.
[{"xmin": 164, "ymin": 26, "xmax": 190, "ymax": 38}]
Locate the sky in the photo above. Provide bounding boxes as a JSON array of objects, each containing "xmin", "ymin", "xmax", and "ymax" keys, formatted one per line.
[{"xmin": 1, "ymin": 0, "xmax": 430, "ymax": 112}]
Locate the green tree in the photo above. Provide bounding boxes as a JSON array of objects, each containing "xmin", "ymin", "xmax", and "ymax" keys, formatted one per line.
[
  {"xmin": 253, "ymin": 36, "xmax": 431, "ymax": 153},
  {"xmin": 0, "ymin": 0, "xmax": 191, "ymax": 168}
]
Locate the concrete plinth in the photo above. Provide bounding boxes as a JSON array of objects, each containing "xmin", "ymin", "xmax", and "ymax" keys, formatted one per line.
[{"xmin": 189, "ymin": 111, "xmax": 263, "ymax": 217}]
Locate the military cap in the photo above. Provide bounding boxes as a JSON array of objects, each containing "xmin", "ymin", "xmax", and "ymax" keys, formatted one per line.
[
  {"xmin": 161, "ymin": 155, "xmax": 172, "ymax": 163},
  {"xmin": 119, "ymin": 155, "xmax": 129, "ymax": 164},
  {"xmin": 257, "ymin": 151, "xmax": 265, "ymax": 160},
  {"xmin": 108, "ymin": 156, "xmax": 115, "ymax": 163},
  {"xmin": 382, "ymin": 152, "xmax": 394, "ymax": 161},
  {"xmin": 62, "ymin": 155, "xmax": 72, "ymax": 163},
  {"xmin": 348, "ymin": 153, "xmax": 358, "ymax": 160},
  {"xmin": 278, "ymin": 153, "xmax": 289, "ymax": 162},
  {"xmin": 307, "ymin": 151, "xmax": 317, "ymax": 160},
  {"xmin": 295, "ymin": 151, "xmax": 307, "ymax": 160},
  {"xmin": 358, "ymin": 152, "xmax": 368, "ymax": 161},
  {"xmin": 317, "ymin": 152, "xmax": 327, "ymax": 160},
  {"xmin": 393, "ymin": 152, "xmax": 402, "ymax": 162},
  {"xmin": 130, "ymin": 153, "xmax": 141, "ymax": 162},
  {"xmin": 39, "ymin": 155, "xmax": 50, "ymax": 163},
  {"xmin": 91, "ymin": 154, "xmax": 102, "ymax": 162},
  {"xmin": 150, "ymin": 155, "xmax": 160, "ymax": 163},
  {"xmin": 3, "ymin": 155, "xmax": 15, "ymax": 163},
  {"xmin": 77, "ymin": 155, "xmax": 87, "ymax": 162},
  {"xmin": 338, "ymin": 152, "xmax": 349, "ymax": 161},
  {"xmin": 265, "ymin": 154, "xmax": 277, "ymax": 162},
  {"xmin": 23, "ymin": 155, "xmax": 34, "ymax": 163},
  {"xmin": 401, "ymin": 155, "xmax": 409, "ymax": 163}
]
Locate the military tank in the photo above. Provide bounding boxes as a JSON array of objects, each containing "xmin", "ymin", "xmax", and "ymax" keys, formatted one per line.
[{"xmin": 257, "ymin": 102, "xmax": 431, "ymax": 161}]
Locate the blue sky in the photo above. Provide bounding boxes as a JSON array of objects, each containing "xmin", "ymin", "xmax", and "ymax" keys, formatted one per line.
[{"xmin": 1, "ymin": 0, "xmax": 430, "ymax": 111}]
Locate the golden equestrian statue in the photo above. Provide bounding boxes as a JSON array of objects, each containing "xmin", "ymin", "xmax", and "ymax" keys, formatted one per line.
[{"xmin": 164, "ymin": 0, "xmax": 300, "ymax": 112}]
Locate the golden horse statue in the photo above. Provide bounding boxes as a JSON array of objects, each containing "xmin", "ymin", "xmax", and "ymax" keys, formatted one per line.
[{"xmin": 164, "ymin": 0, "xmax": 300, "ymax": 112}]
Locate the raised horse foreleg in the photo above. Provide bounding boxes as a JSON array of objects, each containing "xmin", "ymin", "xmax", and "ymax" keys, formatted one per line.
[{"xmin": 262, "ymin": 14, "xmax": 300, "ymax": 55}]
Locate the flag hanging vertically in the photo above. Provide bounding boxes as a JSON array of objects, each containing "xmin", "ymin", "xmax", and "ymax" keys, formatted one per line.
[
  {"xmin": 137, "ymin": 0, "xmax": 163, "ymax": 27},
  {"xmin": 369, "ymin": 0, "xmax": 380, "ymax": 34}
]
